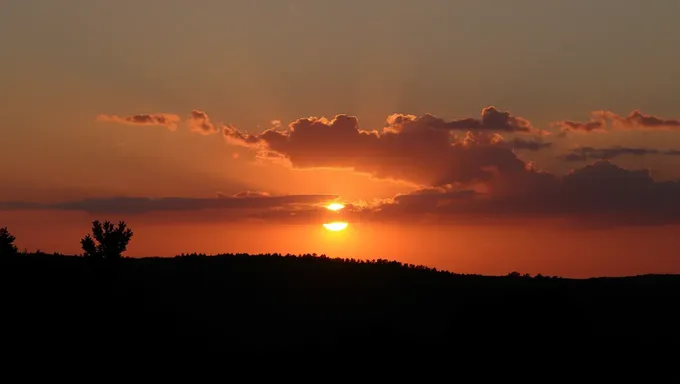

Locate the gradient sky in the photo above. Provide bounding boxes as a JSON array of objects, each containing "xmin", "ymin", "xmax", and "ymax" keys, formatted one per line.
[{"xmin": 2, "ymin": 0, "xmax": 680, "ymax": 277}]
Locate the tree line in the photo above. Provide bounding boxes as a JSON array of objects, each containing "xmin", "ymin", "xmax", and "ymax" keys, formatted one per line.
[
  {"xmin": 1, "ymin": 220, "xmax": 561, "ymax": 279},
  {"xmin": 1, "ymin": 220, "xmax": 133, "ymax": 260}
]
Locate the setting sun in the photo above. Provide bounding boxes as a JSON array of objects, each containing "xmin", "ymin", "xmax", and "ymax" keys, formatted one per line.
[
  {"xmin": 323, "ymin": 222, "xmax": 349, "ymax": 231},
  {"xmin": 327, "ymin": 203, "xmax": 345, "ymax": 211}
]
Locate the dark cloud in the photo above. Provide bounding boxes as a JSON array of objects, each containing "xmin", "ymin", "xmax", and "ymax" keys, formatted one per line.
[
  {"xmin": 5, "ymin": 164, "xmax": 680, "ymax": 226},
  {"xmin": 0, "ymin": 193, "xmax": 337, "ymax": 217},
  {"xmin": 554, "ymin": 110, "xmax": 680, "ymax": 133},
  {"xmin": 553, "ymin": 113, "xmax": 607, "ymax": 133},
  {"xmin": 186, "ymin": 109, "xmax": 218, "ymax": 135},
  {"xmin": 385, "ymin": 106, "xmax": 536, "ymax": 133},
  {"xmin": 217, "ymin": 110, "xmax": 680, "ymax": 225},
  {"xmin": 97, "ymin": 113, "xmax": 180, "ymax": 131},
  {"xmin": 618, "ymin": 110, "xmax": 680, "ymax": 130},
  {"xmin": 222, "ymin": 112, "xmax": 547, "ymax": 188},
  {"xmin": 508, "ymin": 138, "xmax": 552, "ymax": 151},
  {"xmin": 558, "ymin": 146, "xmax": 680, "ymax": 162},
  {"xmin": 349, "ymin": 161, "xmax": 680, "ymax": 226}
]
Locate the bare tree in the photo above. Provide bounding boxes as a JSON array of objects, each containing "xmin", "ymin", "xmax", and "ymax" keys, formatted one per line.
[{"xmin": 81, "ymin": 220, "xmax": 133, "ymax": 260}]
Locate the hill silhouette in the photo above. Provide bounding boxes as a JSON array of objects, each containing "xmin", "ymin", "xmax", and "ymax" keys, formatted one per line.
[{"xmin": 3, "ymin": 251, "xmax": 679, "ymax": 348}]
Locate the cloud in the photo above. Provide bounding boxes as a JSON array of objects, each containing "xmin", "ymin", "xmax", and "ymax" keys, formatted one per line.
[
  {"xmin": 186, "ymin": 109, "xmax": 218, "ymax": 135},
  {"xmin": 96, "ymin": 110, "xmax": 219, "ymax": 134},
  {"xmin": 346, "ymin": 161, "xmax": 680, "ymax": 226},
  {"xmin": 385, "ymin": 106, "xmax": 536, "ymax": 133},
  {"xmin": 227, "ymin": 190, "xmax": 271, "ymax": 198},
  {"xmin": 614, "ymin": 110, "xmax": 680, "ymax": 130},
  {"xmin": 211, "ymin": 108, "xmax": 680, "ymax": 225},
  {"xmin": 97, "ymin": 107, "xmax": 680, "ymax": 138},
  {"xmin": 222, "ymin": 111, "xmax": 548, "ymax": 188},
  {"xmin": 554, "ymin": 110, "xmax": 680, "ymax": 133},
  {"xmin": 217, "ymin": 110, "xmax": 680, "ymax": 226},
  {"xmin": 5, "ymin": 166, "xmax": 680, "ymax": 227},
  {"xmin": 0, "ymin": 193, "xmax": 338, "ymax": 220},
  {"xmin": 96, "ymin": 113, "xmax": 181, "ymax": 131},
  {"xmin": 555, "ymin": 121, "xmax": 606, "ymax": 133},
  {"xmin": 559, "ymin": 146, "xmax": 680, "ymax": 162},
  {"xmin": 507, "ymin": 138, "xmax": 552, "ymax": 151}
]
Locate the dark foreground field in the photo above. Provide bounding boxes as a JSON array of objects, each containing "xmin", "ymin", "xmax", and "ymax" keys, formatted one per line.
[{"xmin": 2, "ymin": 252, "xmax": 679, "ymax": 348}]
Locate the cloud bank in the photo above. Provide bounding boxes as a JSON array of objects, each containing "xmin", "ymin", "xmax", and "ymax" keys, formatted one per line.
[
  {"xmin": 222, "ymin": 111, "xmax": 548, "ymax": 188},
  {"xmin": 0, "ymin": 193, "xmax": 339, "ymax": 224},
  {"xmin": 10, "ymin": 106, "xmax": 679, "ymax": 226}
]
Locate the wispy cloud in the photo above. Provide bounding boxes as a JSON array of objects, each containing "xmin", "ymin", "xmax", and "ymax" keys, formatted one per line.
[
  {"xmin": 0, "ymin": 192, "xmax": 337, "ymax": 215},
  {"xmin": 96, "ymin": 113, "xmax": 181, "ymax": 130},
  {"xmin": 558, "ymin": 146, "xmax": 680, "ymax": 162},
  {"xmin": 554, "ymin": 110, "xmax": 680, "ymax": 133}
]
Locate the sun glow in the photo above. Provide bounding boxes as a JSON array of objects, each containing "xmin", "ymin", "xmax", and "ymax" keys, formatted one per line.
[
  {"xmin": 323, "ymin": 221, "xmax": 349, "ymax": 231},
  {"xmin": 327, "ymin": 203, "xmax": 345, "ymax": 211}
]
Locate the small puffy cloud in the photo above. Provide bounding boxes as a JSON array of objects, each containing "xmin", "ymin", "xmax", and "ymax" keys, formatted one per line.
[{"xmin": 186, "ymin": 109, "xmax": 218, "ymax": 135}]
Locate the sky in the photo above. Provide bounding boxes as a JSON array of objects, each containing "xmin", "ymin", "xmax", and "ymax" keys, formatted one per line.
[{"xmin": 2, "ymin": 0, "xmax": 680, "ymax": 277}]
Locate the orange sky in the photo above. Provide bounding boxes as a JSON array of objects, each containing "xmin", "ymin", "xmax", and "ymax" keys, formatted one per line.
[
  {"xmin": 2, "ymin": 1, "xmax": 680, "ymax": 278},
  {"xmin": 4, "ymin": 107, "xmax": 680, "ymax": 278},
  {"xmin": 4, "ymin": 210, "xmax": 679, "ymax": 278},
  {"xmin": 3, "ymin": 107, "xmax": 680, "ymax": 277}
]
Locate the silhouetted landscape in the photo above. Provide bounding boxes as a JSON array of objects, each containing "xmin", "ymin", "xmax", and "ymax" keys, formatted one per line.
[
  {"xmin": 2, "ymin": 222, "xmax": 679, "ymax": 348},
  {"xmin": 7, "ymin": 0, "xmax": 680, "ymax": 358}
]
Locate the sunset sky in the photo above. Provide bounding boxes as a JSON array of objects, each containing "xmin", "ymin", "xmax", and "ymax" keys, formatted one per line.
[{"xmin": 2, "ymin": 0, "xmax": 680, "ymax": 277}]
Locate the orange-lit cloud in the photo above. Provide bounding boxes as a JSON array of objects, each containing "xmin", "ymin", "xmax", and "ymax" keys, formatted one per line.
[
  {"xmin": 222, "ymin": 111, "xmax": 549, "ymax": 188},
  {"xmin": 215, "ymin": 109, "xmax": 680, "ymax": 226},
  {"xmin": 96, "ymin": 113, "xmax": 181, "ymax": 130},
  {"xmin": 384, "ymin": 106, "xmax": 536, "ymax": 133},
  {"xmin": 555, "ymin": 110, "xmax": 680, "ymax": 133},
  {"xmin": 227, "ymin": 190, "xmax": 271, "ymax": 198},
  {"xmin": 186, "ymin": 109, "xmax": 218, "ymax": 135}
]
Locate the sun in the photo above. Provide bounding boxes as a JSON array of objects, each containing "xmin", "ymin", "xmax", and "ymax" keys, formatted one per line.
[
  {"xmin": 323, "ymin": 221, "xmax": 348, "ymax": 231},
  {"xmin": 326, "ymin": 203, "xmax": 345, "ymax": 211}
]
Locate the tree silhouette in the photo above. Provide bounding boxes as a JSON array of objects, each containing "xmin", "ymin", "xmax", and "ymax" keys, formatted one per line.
[
  {"xmin": 0, "ymin": 227, "xmax": 18, "ymax": 257},
  {"xmin": 81, "ymin": 220, "xmax": 133, "ymax": 260}
]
